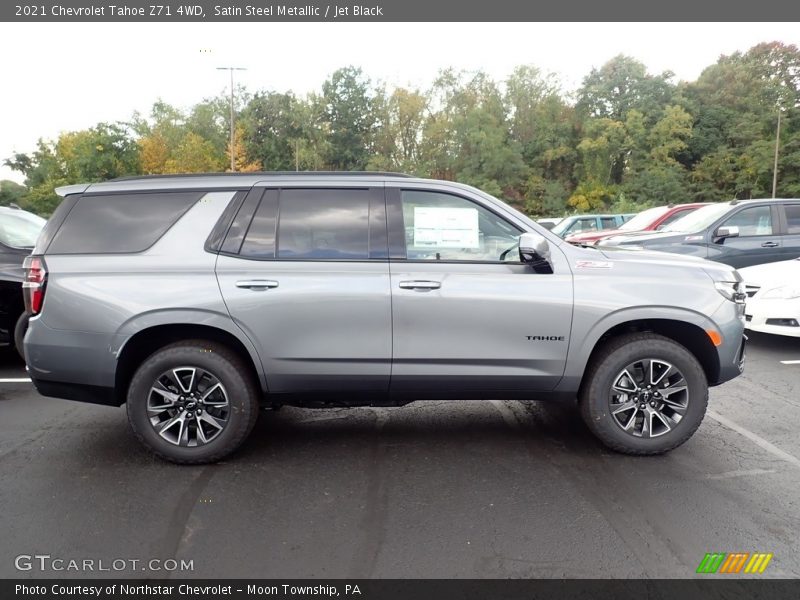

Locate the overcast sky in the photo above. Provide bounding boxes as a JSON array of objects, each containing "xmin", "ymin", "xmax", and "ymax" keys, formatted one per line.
[{"xmin": 1, "ymin": 22, "xmax": 798, "ymax": 183}]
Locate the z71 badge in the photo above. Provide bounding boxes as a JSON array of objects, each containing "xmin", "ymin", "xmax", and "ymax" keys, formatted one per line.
[{"xmin": 575, "ymin": 260, "xmax": 613, "ymax": 269}]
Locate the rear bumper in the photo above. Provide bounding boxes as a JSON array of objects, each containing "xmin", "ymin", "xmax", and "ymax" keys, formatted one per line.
[
  {"xmin": 24, "ymin": 316, "xmax": 121, "ymax": 404},
  {"xmin": 30, "ymin": 376, "xmax": 120, "ymax": 406}
]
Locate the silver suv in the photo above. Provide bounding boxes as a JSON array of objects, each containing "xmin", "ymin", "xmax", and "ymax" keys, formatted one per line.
[{"xmin": 23, "ymin": 173, "xmax": 747, "ymax": 463}]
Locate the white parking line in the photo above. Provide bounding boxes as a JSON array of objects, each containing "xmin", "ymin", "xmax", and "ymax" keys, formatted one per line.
[
  {"xmin": 0, "ymin": 377, "xmax": 31, "ymax": 383},
  {"xmin": 780, "ymin": 360, "xmax": 800, "ymax": 365},
  {"xmin": 707, "ymin": 410, "xmax": 800, "ymax": 469}
]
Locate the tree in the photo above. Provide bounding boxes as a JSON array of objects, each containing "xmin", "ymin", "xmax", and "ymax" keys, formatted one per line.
[
  {"xmin": 684, "ymin": 42, "xmax": 800, "ymax": 199},
  {"xmin": 139, "ymin": 131, "xmax": 171, "ymax": 174},
  {"xmin": 320, "ymin": 67, "xmax": 377, "ymax": 170},
  {"xmin": 4, "ymin": 123, "xmax": 139, "ymax": 215},
  {"xmin": 367, "ymin": 86, "xmax": 427, "ymax": 173},
  {"xmin": 421, "ymin": 69, "xmax": 526, "ymax": 200},
  {"xmin": 136, "ymin": 100, "xmax": 226, "ymax": 174},
  {"xmin": 229, "ymin": 125, "xmax": 262, "ymax": 173},
  {"xmin": 505, "ymin": 66, "xmax": 578, "ymax": 213},
  {"xmin": 577, "ymin": 55, "xmax": 677, "ymax": 123},
  {"xmin": 0, "ymin": 180, "xmax": 26, "ymax": 207},
  {"xmin": 240, "ymin": 91, "xmax": 305, "ymax": 170},
  {"xmin": 164, "ymin": 132, "xmax": 226, "ymax": 173}
]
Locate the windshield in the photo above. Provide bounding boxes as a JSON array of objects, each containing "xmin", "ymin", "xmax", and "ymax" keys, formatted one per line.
[
  {"xmin": 549, "ymin": 219, "xmax": 572, "ymax": 237},
  {"xmin": 0, "ymin": 210, "xmax": 46, "ymax": 248},
  {"xmin": 660, "ymin": 203, "xmax": 731, "ymax": 233},
  {"xmin": 619, "ymin": 206, "xmax": 670, "ymax": 231}
]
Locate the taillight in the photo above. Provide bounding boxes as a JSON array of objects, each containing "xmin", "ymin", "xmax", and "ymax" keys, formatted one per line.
[{"xmin": 23, "ymin": 256, "xmax": 47, "ymax": 315}]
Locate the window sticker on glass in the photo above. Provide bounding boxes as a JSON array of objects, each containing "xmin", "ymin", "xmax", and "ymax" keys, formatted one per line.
[{"xmin": 413, "ymin": 206, "xmax": 479, "ymax": 248}]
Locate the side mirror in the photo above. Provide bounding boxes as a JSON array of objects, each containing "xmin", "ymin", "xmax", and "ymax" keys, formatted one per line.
[
  {"xmin": 715, "ymin": 226, "xmax": 739, "ymax": 241},
  {"xmin": 519, "ymin": 233, "xmax": 553, "ymax": 273}
]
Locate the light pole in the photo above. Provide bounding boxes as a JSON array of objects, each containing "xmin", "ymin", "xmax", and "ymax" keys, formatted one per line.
[{"xmin": 217, "ymin": 66, "xmax": 247, "ymax": 171}]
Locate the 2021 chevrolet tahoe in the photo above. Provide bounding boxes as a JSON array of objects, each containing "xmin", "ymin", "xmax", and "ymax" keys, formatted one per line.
[{"xmin": 23, "ymin": 173, "xmax": 747, "ymax": 463}]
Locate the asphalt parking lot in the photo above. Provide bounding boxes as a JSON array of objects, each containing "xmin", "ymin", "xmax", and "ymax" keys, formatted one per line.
[{"xmin": 1, "ymin": 332, "xmax": 799, "ymax": 579}]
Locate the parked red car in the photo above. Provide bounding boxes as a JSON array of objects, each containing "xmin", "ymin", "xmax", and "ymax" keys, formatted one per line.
[{"xmin": 565, "ymin": 203, "xmax": 709, "ymax": 245}]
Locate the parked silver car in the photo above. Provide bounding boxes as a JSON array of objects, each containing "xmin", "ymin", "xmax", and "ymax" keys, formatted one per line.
[{"xmin": 24, "ymin": 173, "xmax": 747, "ymax": 463}]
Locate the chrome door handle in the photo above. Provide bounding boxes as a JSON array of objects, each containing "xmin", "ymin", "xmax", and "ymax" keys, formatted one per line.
[
  {"xmin": 398, "ymin": 280, "xmax": 441, "ymax": 290},
  {"xmin": 236, "ymin": 280, "xmax": 279, "ymax": 290},
  {"xmin": 761, "ymin": 241, "xmax": 779, "ymax": 248}
]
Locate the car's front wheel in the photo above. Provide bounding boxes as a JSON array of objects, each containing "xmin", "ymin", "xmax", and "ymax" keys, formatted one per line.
[
  {"xmin": 579, "ymin": 333, "xmax": 708, "ymax": 455},
  {"xmin": 126, "ymin": 341, "xmax": 260, "ymax": 464}
]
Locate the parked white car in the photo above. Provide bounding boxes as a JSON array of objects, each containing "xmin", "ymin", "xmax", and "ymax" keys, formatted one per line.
[{"xmin": 739, "ymin": 257, "xmax": 800, "ymax": 337}]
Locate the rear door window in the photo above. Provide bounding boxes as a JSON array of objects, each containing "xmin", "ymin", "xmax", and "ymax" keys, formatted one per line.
[
  {"xmin": 277, "ymin": 189, "xmax": 370, "ymax": 259},
  {"xmin": 237, "ymin": 188, "xmax": 377, "ymax": 261},
  {"xmin": 784, "ymin": 204, "xmax": 800, "ymax": 234}
]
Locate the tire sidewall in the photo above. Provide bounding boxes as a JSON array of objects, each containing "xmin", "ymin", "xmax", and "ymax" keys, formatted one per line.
[
  {"xmin": 583, "ymin": 338, "xmax": 708, "ymax": 453},
  {"xmin": 127, "ymin": 344, "xmax": 256, "ymax": 463},
  {"xmin": 14, "ymin": 312, "xmax": 29, "ymax": 361}
]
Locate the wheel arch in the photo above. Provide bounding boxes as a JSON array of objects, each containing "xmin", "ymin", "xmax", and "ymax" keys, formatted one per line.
[
  {"xmin": 574, "ymin": 318, "xmax": 720, "ymax": 397},
  {"xmin": 114, "ymin": 322, "xmax": 266, "ymax": 405},
  {"xmin": 560, "ymin": 307, "xmax": 723, "ymax": 395}
]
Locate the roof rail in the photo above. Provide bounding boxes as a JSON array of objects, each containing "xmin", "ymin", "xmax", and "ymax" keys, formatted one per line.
[{"xmin": 109, "ymin": 171, "xmax": 414, "ymax": 182}]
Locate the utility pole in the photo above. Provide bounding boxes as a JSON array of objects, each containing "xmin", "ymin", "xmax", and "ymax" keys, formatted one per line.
[
  {"xmin": 772, "ymin": 110, "xmax": 781, "ymax": 199},
  {"xmin": 217, "ymin": 66, "xmax": 247, "ymax": 172}
]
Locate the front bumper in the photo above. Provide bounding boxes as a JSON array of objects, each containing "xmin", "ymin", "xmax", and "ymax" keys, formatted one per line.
[
  {"xmin": 710, "ymin": 299, "xmax": 747, "ymax": 386},
  {"xmin": 744, "ymin": 297, "xmax": 800, "ymax": 338}
]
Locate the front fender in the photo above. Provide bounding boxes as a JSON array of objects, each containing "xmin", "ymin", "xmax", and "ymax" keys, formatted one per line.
[{"xmin": 556, "ymin": 304, "xmax": 724, "ymax": 392}]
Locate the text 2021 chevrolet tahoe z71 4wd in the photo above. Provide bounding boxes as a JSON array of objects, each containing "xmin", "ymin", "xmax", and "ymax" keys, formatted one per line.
[{"xmin": 23, "ymin": 173, "xmax": 747, "ymax": 464}]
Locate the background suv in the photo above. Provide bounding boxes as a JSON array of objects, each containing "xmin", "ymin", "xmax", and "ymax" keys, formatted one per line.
[
  {"xmin": 565, "ymin": 203, "xmax": 708, "ymax": 246},
  {"xmin": 24, "ymin": 173, "xmax": 746, "ymax": 463},
  {"xmin": 550, "ymin": 213, "xmax": 635, "ymax": 238},
  {"xmin": 0, "ymin": 205, "xmax": 45, "ymax": 358},
  {"xmin": 599, "ymin": 199, "xmax": 800, "ymax": 269}
]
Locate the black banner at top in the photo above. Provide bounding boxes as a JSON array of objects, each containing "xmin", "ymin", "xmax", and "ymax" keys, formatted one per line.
[{"xmin": 2, "ymin": 0, "xmax": 800, "ymax": 22}]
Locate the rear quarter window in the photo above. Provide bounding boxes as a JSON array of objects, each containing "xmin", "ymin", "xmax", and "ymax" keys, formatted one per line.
[{"xmin": 46, "ymin": 191, "xmax": 203, "ymax": 254}]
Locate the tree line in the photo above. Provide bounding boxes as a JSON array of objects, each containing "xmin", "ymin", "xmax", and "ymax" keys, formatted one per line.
[{"xmin": 3, "ymin": 41, "xmax": 799, "ymax": 217}]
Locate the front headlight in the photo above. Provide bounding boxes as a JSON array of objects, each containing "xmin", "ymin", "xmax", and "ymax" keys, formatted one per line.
[
  {"xmin": 761, "ymin": 285, "xmax": 800, "ymax": 300},
  {"xmin": 714, "ymin": 281, "xmax": 746, "ymax": 304}
]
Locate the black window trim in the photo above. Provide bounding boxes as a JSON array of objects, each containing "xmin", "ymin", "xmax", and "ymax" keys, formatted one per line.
[
  {"xmin": 239, "ymin": 189, "xmax": 277, "ymax": 259},
  {"xmin": 218, "ymin": 188, "xmax": 264, "ymax": 257},
  {"xmin": 204, "ymin": 190, "xmax": 249, "ymax": 254},
  {"xmin": 218, "ymin": 186, "xmax": 388, "ymax": 263},
  {"xmin": 387, "ymin": 187, "xmax": 526, "ymax": 265}
]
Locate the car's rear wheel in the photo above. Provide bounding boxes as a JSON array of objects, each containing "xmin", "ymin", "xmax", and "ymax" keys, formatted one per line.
[
  {"xmin": 579, "ymin": 333, "xmax": 708, "ymax": 455},
  {"xmin": 14, "ymin": 312, "xmax": 29, "ymax": 361},
  {"xmin": 126, "ymin": 340, "xmax": 260, "ymax": 464}
]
